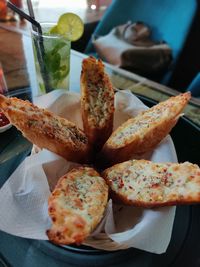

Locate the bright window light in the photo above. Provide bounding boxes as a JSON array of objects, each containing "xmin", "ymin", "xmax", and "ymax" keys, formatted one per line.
[
  {"xmin": 38, "ymin": 0, "xmax": 87, "ymax": 9},
  {"xmin": 91, "ymin": 4, "xmax": 96, "ymax": 10}
]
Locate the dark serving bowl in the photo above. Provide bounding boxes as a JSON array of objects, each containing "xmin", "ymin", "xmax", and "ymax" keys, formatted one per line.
[{"xmin": 0, "ymin": 91, "xmax": 199, "ymax": 267}]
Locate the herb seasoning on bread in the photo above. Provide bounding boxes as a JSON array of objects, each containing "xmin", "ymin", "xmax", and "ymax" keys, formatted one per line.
[
  {"xmin": 0, "ymin": 94, "xmax": 90, "ymax": 163},
  {"xmin": 47, "ymin": 167, "xmax": 108, "ymax": 245},
  {"xmin": 81, "ymin": 56, "xmax": 115, "ymax": 152}
]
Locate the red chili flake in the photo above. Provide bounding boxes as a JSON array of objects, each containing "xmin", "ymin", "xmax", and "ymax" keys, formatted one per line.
[
  {"xmin": 151, "ymin": 183, "xmax": 159, "ymax": 188},
  {"xmin": 118, "ymin": 177, "xmax": 124, "ymax": 189},
  {"xmin": 49, "ymin": 207, "xmax": 55, "ymax": 213},
  {"xmin": 56, "ymin": 231, "xmax": 61, "ymax": 237},
  {"xmin": 0, "ymin": 112, "xmax": 10, "ymax": 127},
  {"xmin": 52, "ymin": 217, "xmax": 56, "ymax": 222},
  {"xmin": 163, "ymin": 174, "xmax": 168, "ymax": 185},
  {"xmin": 74, "ymin": 199, "xmax": 83, "ymax": 209},
  {"xmin": 129, "ymin": 185, "xmax": 133, "ymax": 189}
]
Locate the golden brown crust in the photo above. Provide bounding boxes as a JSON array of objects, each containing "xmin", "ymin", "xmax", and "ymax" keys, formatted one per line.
[
  {"xmin": 81, "ymin": 56, "xmax": 115, "ymax": 152},
  {"xmin": 102, "ymin": 160, "xmax": 200, "ymax": 208},
  {"xmin": 99, "ymin": 92, "xmax": 191, "ymax": 167},
  {"xmin": 47, "ymin": 166, "xmax": 108, "ymax": 245},
  {"xmin": 0, "ymin": 95, "xmax": 90, "ymax": 163}
]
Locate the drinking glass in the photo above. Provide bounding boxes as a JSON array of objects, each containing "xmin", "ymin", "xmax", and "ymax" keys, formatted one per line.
[
  {"xmin": 0, "ymin": 0, "xmax": 7, "ymax": 20},
  {"xmin": 31, "ymin": 23, "xmax": 71, "ymax": 96},
  {"xmin": 0, "ymin": 62, "xmax": 8, "ymax": 95}
]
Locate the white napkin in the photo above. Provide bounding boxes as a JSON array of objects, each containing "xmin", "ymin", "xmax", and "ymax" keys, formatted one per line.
[{"xmin": 0, "ymin": 90, "xmax": 177, "ymax": 253}]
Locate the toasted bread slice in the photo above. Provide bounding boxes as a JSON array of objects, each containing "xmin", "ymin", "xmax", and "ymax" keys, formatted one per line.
[
  {"xmin": 102, "ymin": 160, "xmax": 200, "ymax": 207},
  {"xmin": 47, "ymin": 166, "xmax": 108, "ymax": 245},
  {"xmin": 0, "ymin": 95, "xmax": 90, "ymax": 163},
  {"xmin": 81, "ymin": 56, "xmax": 115, "ymax": 152},
  {"xmin": 99, "ymin": 92, "xmax": 191, "ymax": 166}
]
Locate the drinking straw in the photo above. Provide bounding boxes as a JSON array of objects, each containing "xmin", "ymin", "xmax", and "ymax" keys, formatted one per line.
[
  {"xmin": 7, "ymin": 1, "xmax": 41, "ymax": 31},
  {"xmin": 26, "ymin": 0, "xmax": 38, "ymax": 32},
  {"xmin": 26, "ymin": 0, "xmax": 51, "ymax": 93}
]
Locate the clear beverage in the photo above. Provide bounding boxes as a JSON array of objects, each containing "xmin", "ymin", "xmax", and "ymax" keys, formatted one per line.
[{"xmin": 31, "ymin": 23, "xmax": 71, "ymax": 95}]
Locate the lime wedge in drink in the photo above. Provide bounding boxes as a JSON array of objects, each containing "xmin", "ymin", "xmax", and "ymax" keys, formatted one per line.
[
  {"xmin": 49, "ymin": 25, "xmax": 59, "ymax": 34},
  {"xmin": 49, "ymin": 13, "xmax": 84, "ymax": 41}
]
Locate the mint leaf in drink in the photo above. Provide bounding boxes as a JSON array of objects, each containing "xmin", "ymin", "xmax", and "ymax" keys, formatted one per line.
[
  {"xmin": 59, "ymin": 66, "xmax": 69, "ymax": 79},
  {"xmin": 52, "ymin": 64, "xmax": 69, "ymax": 86},
  {"xmin": 50, "ymin": 53, "xmax": 61, "ymax": 73},
  {"xmin": 52, "ymin": 42, "xmax": 67, "ymax": 54},
  {"xmin": 39, "ymin": 82, "xmax": 46, "ymax": 93},
  {"xmin": 53, "ymin": 70, "xmax": 62, "ymax": 81},
  {"xmin": 60, "ymin": 65, "xmax": 67, "ymax": 71},
  {"xmin": 44, "ymin": 52, "xmax": 61, "ymax": 73}
]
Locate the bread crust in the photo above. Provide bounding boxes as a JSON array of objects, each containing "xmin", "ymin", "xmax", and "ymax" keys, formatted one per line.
[
  {"xmin": 47, "ymin": 166, "xmax": 108, "ymax": 245},
  {"xmin": 99, "ymin": 92, "xmax": 191, "ymax": 167},
  {"xmin": 81, "ymin": 56, "xmax": 115, "ymax": 152},
  {"xmin": 102, "ymin": 160, "xmax": 200, "ymax": 208},
  {"xmin": 0, "ymin": 95, "xmax": 90, "ymax": 163}
]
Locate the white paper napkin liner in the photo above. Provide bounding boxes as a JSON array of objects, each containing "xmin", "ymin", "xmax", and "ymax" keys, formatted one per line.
[
  {"xmin": 0, "ymin": 152, "xmax": 50, "ymax": 239},
  {"xmin": 34, "ymin": 89, "xmax": 83, "ymax": 129},
  {"xmin": 0, "ymin": 89, "xmax": 177, "ymax": 253}
]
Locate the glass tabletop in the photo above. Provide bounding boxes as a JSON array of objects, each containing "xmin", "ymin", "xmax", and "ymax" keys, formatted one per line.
[{"xmin": 0, "ymin": 24, "xmax": 200, "ymax": 126}]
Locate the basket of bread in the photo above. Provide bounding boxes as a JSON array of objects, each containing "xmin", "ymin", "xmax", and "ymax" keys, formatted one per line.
[{"xmin": 0, "ymin": 57, "xmax": 199, "ymax": 253}]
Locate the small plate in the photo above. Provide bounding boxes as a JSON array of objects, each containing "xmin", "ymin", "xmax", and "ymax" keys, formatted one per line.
[{"xmin": 0, "ymin": 123, "xmax": 12, "ymax": 133}]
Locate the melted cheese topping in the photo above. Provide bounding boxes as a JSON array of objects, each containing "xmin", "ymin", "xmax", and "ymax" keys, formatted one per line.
[
  {"xmin": 106, "ymin": 160, "xmax": 200, "ymax": 204},
  {"xmin": 48, "ymin": 167, "xmax": 108, "ymax": 244},
  {"xmin": 86, "ymin": 84, "xmax": 112, "ymax": 127},
  {"xmin": 57, "ymin": 173, "xmax": 108, "ymax": 223},
  {"xmin": 108, "ymin": 93, "xmax": 191, "ymax": 147},
  {"xmin": 82, "ymin": 58, "xmax": 114, "ymax": 127}
]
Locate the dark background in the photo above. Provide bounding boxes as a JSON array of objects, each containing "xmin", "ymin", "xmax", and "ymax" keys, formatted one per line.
[
  {"xmin": 168, "ymin": 0, "xmax": 200, "ymax": 92},
  {"xmin": 72, "ymin": 0, "xmax": 200, "ymax": 94}
]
